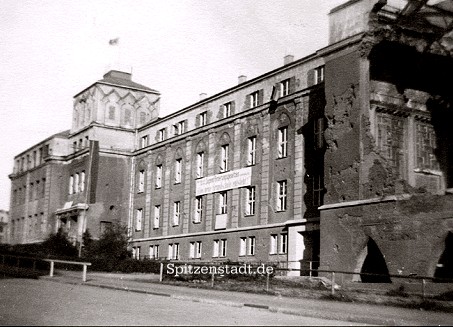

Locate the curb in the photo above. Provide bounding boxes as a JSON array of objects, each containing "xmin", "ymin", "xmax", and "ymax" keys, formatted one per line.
[{"xmin": 40, "ymin": 276, "xmax": 400, "ymax": 325}]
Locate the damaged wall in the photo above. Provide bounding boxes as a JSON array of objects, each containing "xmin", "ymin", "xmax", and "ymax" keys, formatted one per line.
[
  {"xmin": 320, "ymin": 25, "xmax": 453, "ymax": 279},
  {"xmin": 321, "ymin": 194, "xmax": 453, "ymax": 278},
  {"xmin": 324, "ymin": 48, "xmax": 362, "ymax": 204}
]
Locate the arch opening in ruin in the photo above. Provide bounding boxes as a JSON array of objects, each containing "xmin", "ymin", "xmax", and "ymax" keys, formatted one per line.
[
  {"xmin": 359, "ymin": 238, "xmax": 391, "ymax": 283},
  {"xmin": 434, "ymin": 232, "xmax": 453, "ymax": 282}
]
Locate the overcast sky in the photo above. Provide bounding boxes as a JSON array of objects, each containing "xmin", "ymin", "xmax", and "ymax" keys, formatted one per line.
[{"xmin": 0, "ymin": 0, "xmax": 347, "ymax": 210}]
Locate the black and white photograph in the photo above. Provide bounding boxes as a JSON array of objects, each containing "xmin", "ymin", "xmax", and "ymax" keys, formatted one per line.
[{"xmin": 1, "ymin": 0, "xmax": 453, "ymax": 325}]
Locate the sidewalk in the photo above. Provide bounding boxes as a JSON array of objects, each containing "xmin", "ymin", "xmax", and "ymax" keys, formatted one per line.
[{"xmin": 40, "ymin": 270, "xmax": 453, "ymax": 326}]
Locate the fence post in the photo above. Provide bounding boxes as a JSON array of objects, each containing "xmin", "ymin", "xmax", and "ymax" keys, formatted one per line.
[
  {"xmin": 159, "ymin": 262, "xmax": 164, "ymax": 282},
  {"xmin": 49, "ymin": 261, "xmax": 54, "ymax": 277},
  {"xmin": 331, "ymin": 272, "xmax": 336, "ymax": 295},
  {"xmin": 211, "ymin": 271, "xmax": 215, "ymax": 288},
  {"xmin": 266, "ymin": 272, "xmax": 270, "ymax": 292},
  {"xmin": 422, "ymin": 278, "xmax": 426, "ymax": 300},
  {"xmin": 82, "ymin": 264, "xmax": 87, "ymax": 282}
]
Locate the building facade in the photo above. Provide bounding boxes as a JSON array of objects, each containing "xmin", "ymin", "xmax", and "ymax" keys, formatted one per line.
[
  {"xmin": 0, "ymin": 210, "xmax": 9, "ymax": 244},
  {"xmin": 8, "ymin": 0, "xmax": 453, "ymax": 279}
]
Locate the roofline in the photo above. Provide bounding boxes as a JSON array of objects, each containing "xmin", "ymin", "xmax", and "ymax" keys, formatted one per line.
[
  {"xmin": 139, "ymin": 51, "xmax": 321, "ymax": 129},
  {"xmin": 73, "ymin": 81, "xmax": 160, "ymax": 99},
  {"xmin": 13, "ymin": 130, "xmax": 70, "ymax": 159},
  {"xmin": 329, "ymin": 0, "xmax": 365, "ymax": 15}
]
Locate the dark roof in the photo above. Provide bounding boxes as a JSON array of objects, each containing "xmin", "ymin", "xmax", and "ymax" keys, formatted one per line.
[
  {"xmin": 97, "ymin": 70, "xmax": 159, "ymax": 94},
  {"xmin": 73, "ymin": 70, "xmax": 159, "ymax": 98}
]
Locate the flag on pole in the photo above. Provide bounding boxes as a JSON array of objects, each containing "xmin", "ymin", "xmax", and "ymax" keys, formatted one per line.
[{"xmin": 109, "ymin": 38, "xmax": 119, "ymax": 45}]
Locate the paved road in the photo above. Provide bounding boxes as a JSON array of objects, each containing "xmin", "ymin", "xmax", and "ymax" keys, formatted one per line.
[{"xmin": 0, "ymin": 278, "xmax": 369, "ymax": 326}]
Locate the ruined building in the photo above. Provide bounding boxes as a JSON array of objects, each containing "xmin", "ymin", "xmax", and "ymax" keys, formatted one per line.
[
  {"xmin": 319, "ymin": 0, "xmax": 453, "ymax": 281},
  {"xmin": 8, "ymin": 0, "xmax": 453, "ymax": 280}
]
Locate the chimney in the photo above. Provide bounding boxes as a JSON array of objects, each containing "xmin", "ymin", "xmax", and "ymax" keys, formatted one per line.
[
  {"xmin": 199, "ymin": 93, "xmax": 207, "ymax": 101},
  {"xmin": 284, "ymin": 55, "xmax": 294, "ymax": 65},
  {"xmin": 238, "ymin": 75, "xmax": 247, "ymax": 84},
  {"xmin": 103, "ymin": 70, "xmax": 132, "ymax": 81}
]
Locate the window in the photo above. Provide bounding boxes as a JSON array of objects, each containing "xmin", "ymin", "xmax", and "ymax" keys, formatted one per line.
[
  {"xmin": 168, "ymin": 243, "xmax": 180, "ymax": 260},
  {"xmin": 195, "ymin": 241, "xmax": 202, "ymax": 258},
  {"xmin": 175, "ymin": 159, "xmax": 182, "ymax": 184},
  {"xmin": 135, "ymin": 208, "xmax": 143, "ymax": 231},
  {"xmin": 138, "ymin": 170, "xmax": 145, "ymax": 193},
  {"xmin": 199, "ymin": 111, "xmax": 207, "ymax": 126},
  {"xmin": 132, "ymin": 246, "xmax": 141, "ymax": 260},
  {"xmin": 312, "ymin": 174, "xmax": 324, "ymax": 207},
  {"xmin": 153, "ymin": 205, "xmax": 160, "ymax": 229},
  {"xmin": 314, "ymin": 118, "xmax": 324, "ymax": 149},
  {"xmin": 245, "ymin": 186, "xmax": 256, "ymax": 215},
  {"xmin": 108, "ymin": 106, "xmax": 115, "ymax": 120},
  {"xmin": 35, "ymin": 180, "xmax": 40, "ymax": 200},
  {"xmin": 280, "ymin": 79, "xmax": 290, "ymax": 97},
  {"xmin": 213, "ymin": 239, "xmax": 227, "ymax": 257},
  {"xmin": 155, "ymin": 165, "xmax": 162, "ymax": 188},
  {"xmin": 74, "ymin": 173, "xmax": 80, "ymax": 193},
  {"xmin": 29, "ymin": 182, "xmax": 34, "ymax": 200},
  {"xmin": 140, "ymin": 112, "xmax": 146, "ymax": 125},
  {"xmin": 240, "ymin": 236, "xmax": 255, "ymax": 256},
  {"xmin": 80, "ymin": 171, "xmax": 85, "ymax": 192},
  {"xmin": 270, "ymin": 234, "xmax": 278, "ymax": 254},
  {"xmin": 149, "ymin": 245, "xmax": 159, "ymax": 259},
  {"xmin": 140, "ymin": 135, "xmax": 149, "ymax": 148},
  {"xmin": 249, "ymin": 91, "xmax": 259, "ymax": 108},
  {"xmin": 190, "ymin": 241, "xmax": 202, "ymax": 259},
  {"xmin": 239, "ymin": 237, "xmax": 247, "ymax": 256},
  {"xmin": 377, "ymin": 113, "xmax": 406, "ymax": 176},
  {"xmin": 220, "ymin": 239, "xmax": 227, "ymax": 257},
  {"xmin": 220, "ymin": 144, "xmax": 229, "ymax": 172},
  {"xmin": 174, "ymin": 121, "xmax": 185, "ymax": 135},
  {"xmin": 158, "ymin": 128, "xmax": 166, "ymax": 142},
  {"xmin": 247, "ymin": 136, "xmax": 256, "ymax": 166},
  {"xmin": 173, "ymin": 201, "xmax": 180, "ymax": 226},
  {"xmin": 41, "ymin": 178, "xmax": 46, "ymax": 198},
  {"xmin": 416, "ymin": 122, "xmax": 439, "ymax": 170},
  {"xmin": 190, "ymin": 242, "xmax": 195, "ymax": 258},
  {"xmin": 219, "ymin": 191, "xmax": 228, "ymax": 214},
  {"xmin": 278, "ymin": 127, "xmax": 288, "ymax": 158},
  {"xmin": 223, "ymin": 102, "xmax": 232, "ymax": 118},
  {"xmin": 314, "ymin": 66, "xmax": 325, "ymax": 84},
  {"xmin": 247, "ymin": 236, "xmax": 256, "ymax": 256},
  {"xmin": 124, "ymin": 108, "xmax": 132, "ymax": 125},
  {"xmin": 279, "ymin": 234, "xmax": 288, "ymax": 254},
  {"xmin": 69, "ymin": 175, "xmax": 74, "ymax": 195},
  {"xmin": 194, "ymin": 196, "xmax": 203, "ymax": 223},
  {"xmin": 196, "ymin": 152, "xmax": 204, "ymax": 178},
  {"xmin": 270, "ymin": 234, "xmax": 287, "ymax": 254},
  {"xmin": 277, "ymin": 180, "xmax": 287, "ymax": 211},
  {"xmin": 38, "ymin": 148, "xmax": 42, "ymax": 165}
]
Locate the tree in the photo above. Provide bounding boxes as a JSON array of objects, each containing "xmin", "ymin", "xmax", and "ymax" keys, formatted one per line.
[
  {"xmin": 87, "ymin": 223, "xmax": 130, "ymax": 260},
  {"xmin": 41, "ymin": 228, "xmax": 78, "ymax": 257},
  {"xmin": 81, "ymin": 229, "xmax": 94, "ymax": 258}
]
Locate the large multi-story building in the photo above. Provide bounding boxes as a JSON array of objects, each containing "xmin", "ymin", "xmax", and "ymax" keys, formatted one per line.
[{"xmin": 8, "ymin": 0, "xmax": 453, "ymax": 279}]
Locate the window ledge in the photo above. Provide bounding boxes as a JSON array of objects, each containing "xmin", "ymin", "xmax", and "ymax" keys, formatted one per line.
[{"xmin": 414, "ymin": 168, "xmax": 442, "ymax": 176}]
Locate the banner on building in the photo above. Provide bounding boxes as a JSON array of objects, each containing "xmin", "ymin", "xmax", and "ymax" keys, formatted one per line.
[{"xmin": 196, "ymin": 167, "xmax": 252, "ymax": 196}]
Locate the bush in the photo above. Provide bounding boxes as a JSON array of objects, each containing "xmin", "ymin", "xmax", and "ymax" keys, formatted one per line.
[{"xmin": 41, "ymin": 228, "xmax": 78, "ymax": 257}]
